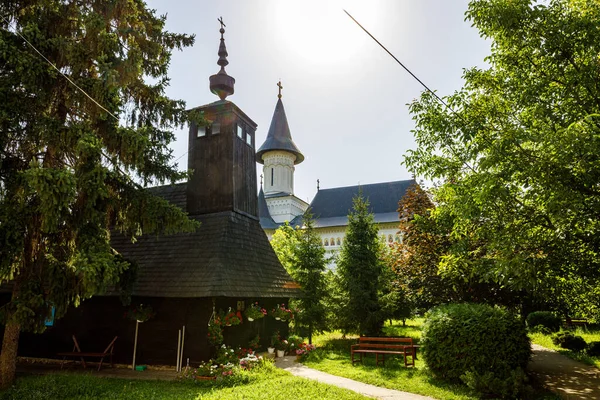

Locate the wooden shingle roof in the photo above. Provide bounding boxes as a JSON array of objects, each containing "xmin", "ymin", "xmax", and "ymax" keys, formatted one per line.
[{"xmin": 110, "ymin": 183, "xmax": 301, "ymax": 298}]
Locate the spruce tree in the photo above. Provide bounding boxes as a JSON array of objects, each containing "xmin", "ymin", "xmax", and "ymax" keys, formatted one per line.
[
  {"xmin": 337, "ymin": 192, "xmax": 385, "ymax": 336},
  {"xmin": 0, "ymin": 1, "xmax": 196, "ymax": 386},
  {"xmin": 293, "ymin": 210, "xmax": 327, "ymax": 344}
]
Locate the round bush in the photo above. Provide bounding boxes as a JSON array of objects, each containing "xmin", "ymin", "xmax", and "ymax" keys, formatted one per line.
[
  {"xmin": 552, "ymin": 332, "xmax": 587, "ymax": 352},
  {"xmin": 526, "ymin": 311, "xmax": 561, "ymax": 332},
  {"xmin": 422, "ymin": 303, "xmax": 531, "ymax": 398},
  {"xmin": 587, "ymin": 341, "xmax": 600, "ymax": 357}
]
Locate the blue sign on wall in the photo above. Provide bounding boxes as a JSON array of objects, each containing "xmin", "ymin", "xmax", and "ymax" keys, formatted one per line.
[{"xmin": 45, "ymin": 306, "xmax": 56, "ymax": 327}]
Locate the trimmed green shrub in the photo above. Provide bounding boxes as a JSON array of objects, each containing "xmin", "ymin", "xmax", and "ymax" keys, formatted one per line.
[
  {"xmin": 587, "ymin": 341, "xmax": 600, "ymax": 357},
  {"xmin": 552, "ymin": 332, "xmax": 587, "ymax": 352},
  {"xmin": 422, "ymin": 303, "xmax": 531, "ymax": 399},
  {"xmin": 526, "ymin": 311, "xmax": 561, "ymax": 332}
]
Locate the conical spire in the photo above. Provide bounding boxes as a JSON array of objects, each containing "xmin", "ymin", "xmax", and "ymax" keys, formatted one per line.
[
  {"xmin": 209, "ymin": 17, "xmax": 235, "ymax": 100},
  {"xmin": 256, "ymin": 84, "xmax": 304, "ymax": 164}
]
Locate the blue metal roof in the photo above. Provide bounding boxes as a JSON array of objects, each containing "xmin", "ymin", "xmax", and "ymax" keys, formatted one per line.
[{"xmin": 309, "ymin": 180, "xmax": 416, "ymax": 227}]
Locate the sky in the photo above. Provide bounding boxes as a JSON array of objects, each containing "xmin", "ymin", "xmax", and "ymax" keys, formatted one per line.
[{"xmin": 147, "ymin": 0, "xmax": 491, "ymax": 204}]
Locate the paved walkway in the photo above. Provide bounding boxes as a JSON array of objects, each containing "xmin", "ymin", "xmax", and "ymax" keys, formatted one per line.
[
  {"xmin": 274, "ymin": 355, "xmax": 432, "ymax": 400},
  {"xmin": 528, "ymin": 344, "xmax": 600, "ymax": 400}
]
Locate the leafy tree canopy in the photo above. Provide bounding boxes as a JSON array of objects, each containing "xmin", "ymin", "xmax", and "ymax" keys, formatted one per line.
[
  {"xmin": 0, "ymin": 0, "xmax": 198, "ymax": 386},
  {"xmin": 404, "ymin": 0, "xmax": 600, "ymax": 315}
]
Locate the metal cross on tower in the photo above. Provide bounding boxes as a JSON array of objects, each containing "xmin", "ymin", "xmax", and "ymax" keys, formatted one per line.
[{"xmin": 277, "ymin": 81, "xmax": 283, "ymax": 99}]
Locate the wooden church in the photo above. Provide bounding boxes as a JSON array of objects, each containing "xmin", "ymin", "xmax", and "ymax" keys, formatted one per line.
[{"xmin": 16, "ymin": 22, "xmax": 300, "ymax": 366}]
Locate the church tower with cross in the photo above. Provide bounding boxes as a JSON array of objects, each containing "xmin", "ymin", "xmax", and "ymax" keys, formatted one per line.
[{"xmin": 256, "ymin": 82, "xmax": 309, "ymax": 225}]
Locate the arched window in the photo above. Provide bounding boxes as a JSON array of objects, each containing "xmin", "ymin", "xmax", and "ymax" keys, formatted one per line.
[
  {"xmin": 330, "ymin": 238, "xmax": 335, "ymax": 246},
  {"xmin": 388, "ymin": 234, "xmax": 393, "ymax": 243},
  {"xmin": 336, "ymin": 238, "xmax": 341, "ymax": 246},
  {"xmin": 395, "ymin": 235, "xmax": 400, "ymax": 242},
  {"xmin": 324, "ymin": 239, "xmax": 329, "ymax": 246}
]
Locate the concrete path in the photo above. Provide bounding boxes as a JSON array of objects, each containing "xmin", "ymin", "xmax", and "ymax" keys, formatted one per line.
[
  {"xmin": 274, "ymin": 355, "xmax": 433, "ymax": 400},
  {"xmin": 529, "ymin": 344, "xmax": 600, "ymax": 400}
]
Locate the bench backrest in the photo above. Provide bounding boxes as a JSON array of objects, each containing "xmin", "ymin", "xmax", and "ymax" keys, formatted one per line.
[{"xmin": 357, "ymin": 337, "xmax": 413, "ymax": 349}]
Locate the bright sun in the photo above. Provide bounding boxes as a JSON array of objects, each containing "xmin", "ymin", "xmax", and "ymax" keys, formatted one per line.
[{"xmin": 273, "ymin": 0, "xmax": 382, "ymax": 66}]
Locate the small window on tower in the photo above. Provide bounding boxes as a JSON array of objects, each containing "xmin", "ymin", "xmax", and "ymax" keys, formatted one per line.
[
  {"xmin": 246, "ymin": 131, "xmax": 252, "ymax": 146},
  {"xmin": 197, "ymin": 125, "xmax": 206, "ymax": 137},
  {"xmin": 237, "ymin": 124, "xmax": 243, "ymax": 139},
  {"xmin": 212, "ymin": 122, "xmax": 220, "ymax": 135}
]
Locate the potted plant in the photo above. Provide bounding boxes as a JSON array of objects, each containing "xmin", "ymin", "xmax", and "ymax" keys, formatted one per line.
[
  {"xmin": 126, "ymin": 304, "xmax": 155, "ymax": 323},
  {"xmin": 287, "ymin": 335, "xmax": 303, "ymax": 356},
  {"xmin": 207, "ymin": 317, "xmax": 223, "ymax": 346},
  {"xmin": 268, "ymin": 330, "xmax": 279, "ymax": 354},
  {"xmin": 270, "ymin": 304, "xmax": 293, "ymax": 321},
  {"xmin": 276, "ymin": 338, "xmax": 288, "ymax": 358},
  {"xmin": 244, "ymin": 302, "xmax": 267, "ymax": 322},
  {"xmin": 223, "ymin": 307, "xmax": 242, "ymax": 326}
]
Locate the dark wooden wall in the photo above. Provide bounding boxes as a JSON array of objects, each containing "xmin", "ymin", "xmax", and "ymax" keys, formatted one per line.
[
  {"xmin": 9, "ymin": 296, "xmax": 289, "ymax": 366},
  {"xmin": 187, "ymin": 102, "xmax": 258, "ymax": 218}
]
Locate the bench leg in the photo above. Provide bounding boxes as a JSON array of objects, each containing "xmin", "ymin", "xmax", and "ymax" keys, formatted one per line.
[
  {"xmin": 80, "ymin": 356, "xmax": 87, "ymax": 369},
  {"xmin": 98, "ymin": 357, "xmax": 104, "ymax": 371}
]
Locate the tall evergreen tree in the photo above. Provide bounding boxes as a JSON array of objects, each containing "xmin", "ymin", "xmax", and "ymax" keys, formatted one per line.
[
  {"xmin": 0, "ymin": 1, "xmax": 197, "ymax": 387},
  {"xmin": 337, "ymin": 192, "xmax": 385, "ymax": 336},
  {"xmin": 293, "ymin": 210, "xmax": 327, "ymax": 344}
]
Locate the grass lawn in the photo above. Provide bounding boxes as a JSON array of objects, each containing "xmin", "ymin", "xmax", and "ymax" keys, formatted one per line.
[
  {"xmin": 529, "ymin": 326, "xmax": 600, "ymax": 368},
  {"xmin": 0, "ymin": 362, "xmax": 369, "ymax": 400},
  {"xmin": 304, "ymin": 320, "xmax": 559, "ymax": 400}
]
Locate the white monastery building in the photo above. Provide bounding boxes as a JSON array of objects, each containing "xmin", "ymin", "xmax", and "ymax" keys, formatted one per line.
[{"xmin": 256, "ymin": 88, "xmax": 416, "ymax": 268}]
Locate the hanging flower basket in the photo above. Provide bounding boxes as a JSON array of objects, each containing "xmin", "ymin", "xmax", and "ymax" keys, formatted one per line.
[
  {"xmin": 270, "ymin": 304, "xmax": 293, "ymax": 322},
  {"xmin": 126, "ymin": 304, "xmax": 155, "ymax": 323},
  {"xmin": 207, "ymin": 314, "xmax": 223, "ymax": 346},
  {"xmin": 223, "ymin": 308, "xmax": 242, "ymax": 326},
  {"xmin": 244, "ymin": 302, "xmax": 267, "ymax": 322}
]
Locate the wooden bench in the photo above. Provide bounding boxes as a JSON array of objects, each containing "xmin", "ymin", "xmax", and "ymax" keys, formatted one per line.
[
  {"xmin": 351, "ymin": 337, "xmax": 415, "ymax": 367},
  {"xmin": 567, "ymin": 319, "xmax": 588, "ymax": 328},
  {"xmin": 57, "ymin": 335, "xmax": 118, "ymax": 371}
]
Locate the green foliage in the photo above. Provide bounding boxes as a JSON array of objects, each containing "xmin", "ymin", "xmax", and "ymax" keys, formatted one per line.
[
  {"xmin": 291, "ymin": 211, "xmax": 328, "ymax": 343},
  {"xmin": 526, "ymin": 312, "xmax": 561, "ymax": 333},
  {"xmin": 586, "ymin": 341, "xmax": 600, "ymax": 357},
  {"xmin": 552, "ymin": 332, "xmax": 587, "ymax": 352},
  {"xmin": 422, "ymin": 303, "xmax": 531, "ymax": 398},
  {"xmin": 270, "ymin": 222, "xmax": 300, "ymax": 276},
  {"xmin": 336, "ymin": 193, "xmax": 386, "ymax": 336},
  {"xmin": 404, "ymin": 0, "xmax": 600, "ymax": 318},
  {"xmin": 0, "ymin": 0, "xmax": 200, "ymax": 385}
]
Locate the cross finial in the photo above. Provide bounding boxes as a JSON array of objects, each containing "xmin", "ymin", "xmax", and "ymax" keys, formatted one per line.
[
  {"xmin": 218, "ymin": 17, "xmax": 226, "ymax": 29},
  {"xmin": 317, "ymin": 179, "xmax": 320, "ymax": 191},
  {"xmin": 277, "ymin": 80, "xmax": 283, "ymax": 99},
  {"xmin": 260, "ymin": 174, "xmax": 263, "ymax": 187}
]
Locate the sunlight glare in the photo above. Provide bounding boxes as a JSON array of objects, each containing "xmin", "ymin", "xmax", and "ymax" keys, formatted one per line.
[{"xmin": 273, "ymin": 0, "xmax": 381, "ymax": 67}]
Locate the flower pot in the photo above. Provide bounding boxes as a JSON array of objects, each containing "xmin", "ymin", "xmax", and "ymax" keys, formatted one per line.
[
  {"xmin": 275, "ymin": 317, "xmax": 281, "ymax": 321},
  {"xmin": 267, "ymin": 347, "xmax": 275, "ymax": 354},
  {"xmin": 296, "ymin": 355, "xmax": 302, "ymax": 362},
  {"xmin": 247, "ymin": 317, "xmax": 254, "ymax": 322},
  {"xmin": 276, "ymin": 350, "xmax": 285, "ymax": 358}
]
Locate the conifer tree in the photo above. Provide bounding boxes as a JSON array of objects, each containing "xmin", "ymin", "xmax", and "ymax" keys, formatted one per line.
[
  {"xmin": 292, "ymin": 210, "xmax": 327, "ymax": 344},
  {"xmin": 337, "ymin": 193, "xmax": 385, "ymax": 336},
  {"xmin": 0, "ymin": 1, "xmax": 196, "ymax": 386}
]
